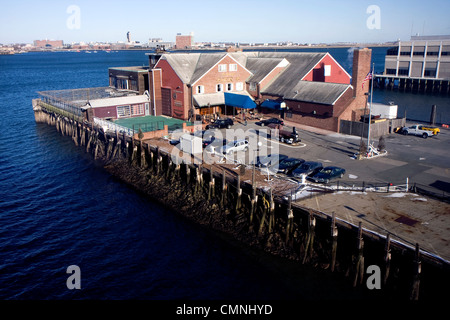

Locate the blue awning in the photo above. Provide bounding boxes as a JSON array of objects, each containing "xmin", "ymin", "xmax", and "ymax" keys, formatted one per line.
[
  {"xmin": 224, "ymin": 92, "xmax": 256, "ymax": 109},
  {"xmin": 261, "ymin": 99, "xmax": 282, "ymax": 110}
]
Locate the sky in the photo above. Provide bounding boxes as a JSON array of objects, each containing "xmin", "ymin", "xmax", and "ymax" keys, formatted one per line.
[{"xmin": 1, "ymin": 0, "xmax": 450, "ymax": 45}]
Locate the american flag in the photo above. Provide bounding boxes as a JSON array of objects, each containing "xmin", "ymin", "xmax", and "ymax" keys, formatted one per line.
[{"xmin": 362, "ymin": 70, "xmax": 373, "ymax": 89}]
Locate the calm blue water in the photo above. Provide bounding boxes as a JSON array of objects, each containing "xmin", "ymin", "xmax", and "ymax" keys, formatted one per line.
[{"xmin": 0, "ymin": 49, "xmax": 446, "ymax": 300}]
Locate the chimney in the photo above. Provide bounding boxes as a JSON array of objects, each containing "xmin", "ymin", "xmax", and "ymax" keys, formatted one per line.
[{"xmin": 351, "ymin": 48, "xmax": 372, "ymax": 97}]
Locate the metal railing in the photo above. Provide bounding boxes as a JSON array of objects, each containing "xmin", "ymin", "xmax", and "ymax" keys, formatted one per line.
[{"xmin": 93, "ymin": 117, "xmax": 135, "ymax": 136}]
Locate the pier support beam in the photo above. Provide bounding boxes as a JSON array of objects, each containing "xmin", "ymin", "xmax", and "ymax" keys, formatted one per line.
[
  {"xmin": 410, "ymin": 243, "xmax": 421, "ymax": 300},
  {"xmin": 303, "ymin": 210, "xmax": 316, "ymax": 264},
  {"xmin": 331, "ymin": 212, "xmax": 338, "ymax": 272},
  {"xmin": 353, "ymin": 222, "xmax": 365, "ymax": 287}
]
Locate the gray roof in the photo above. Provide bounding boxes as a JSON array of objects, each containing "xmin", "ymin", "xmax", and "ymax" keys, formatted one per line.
[
  {"xmin": 276, "ymin": 81, "xmax": 351, "ymax": 105},
  {"xmin": 160, "ymin": 53, "xmax": 201, "ymax": 83},
  {"xmin": 260, "ymin": 52, "xmax": 326, "ymax": 94},
  {"xmin": 159, "ymin": 51, "xmax": 351, "ymax": 105},
  {"xmin": 246, "ymin": 57, "xmax": 287, "ymax": 84},
  {"xmin": 190, "ymin": 53, "xmax": 227, "ymax": 84}
]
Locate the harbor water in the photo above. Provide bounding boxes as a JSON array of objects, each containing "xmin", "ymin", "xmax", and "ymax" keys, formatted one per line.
[{"xmin": 0, "ymin": 49, "xmax": 447, "ymax": 300}]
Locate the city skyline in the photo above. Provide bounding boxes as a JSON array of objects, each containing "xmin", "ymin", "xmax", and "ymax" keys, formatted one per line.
[{"xmin": 1, "ymin": 0, "xmax": 450, "ymax": 45}]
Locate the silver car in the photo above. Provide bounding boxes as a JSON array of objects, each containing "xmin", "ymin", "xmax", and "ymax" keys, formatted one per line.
[{"xmin": 219, "ymin": 139, "xmax": 249, "ymax": 155}]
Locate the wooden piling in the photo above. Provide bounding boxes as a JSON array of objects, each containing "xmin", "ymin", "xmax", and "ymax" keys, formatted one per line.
[
  {"xmin": 285, "ymin": 196, "xmax": 293, "ymax": 244},
  {"xmin": 410, "ymin": 243, "xmax": 421, "ymax": 300},
  {"xmin": 331, "ymin": 212, "xmax": 338, "ymax": 272},
  {"xmin": 303, "ymin": 210, "xmax": 316, "ymax": 264},
  {"xmin": 353, "ymin": 222, "xmax": 365, "ymax": 287},
  {"xmin": 236, "ymin": 174, "xmax": 242, "ymax": 210},
  {"xmin": 383, "ymin": 233, "xmax": 391, "ymax": 285}
]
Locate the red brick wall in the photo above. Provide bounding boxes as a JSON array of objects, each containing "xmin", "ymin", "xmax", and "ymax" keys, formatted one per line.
[
  {"xmin": 93, "ymin": 106, "xmax": 117, "ymax": 119},
  {"xmin": 193, "ymin": 55, "xmax": 252, "ymax": 94},
  {"xmin": 302, "ymin": 54, "xmax": 351, "ymax": 84},
  {"xmin": 175, "ymin": 35, "xmax": 193, "ymax": 49}
]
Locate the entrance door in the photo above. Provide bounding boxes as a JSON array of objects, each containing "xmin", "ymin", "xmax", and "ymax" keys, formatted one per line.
[
  {"xmin": 161, "ymin": 88, "xmax": 172, "ymax": 116},
  {"xmin": 145, "ymin": 103, "xmax": 150, "ymax": 116}
]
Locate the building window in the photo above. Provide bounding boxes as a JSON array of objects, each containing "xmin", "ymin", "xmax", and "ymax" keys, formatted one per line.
[
  {"xmin": 130, "ymin": 80, "xmax": 138, "ymax": 91},
  {"xmin": 398, "ymin": 68, "xmax": 409, "ymax": 76},
  {"xmin": 236, "ymin": 82, "xmax": 244, "ymax": 91},
  {"xmin": 249, "ymin": 82, "xmax": 257, "ymax": 91},
  {"xmin": 229, "ymin": 64, "xmax": 237, "ymax": 71},
  {"xmin": 131, "ymin": 104, "xmax": 144, "ymax": 116},
  {"xmin": 227, "ymin": 83, "xmax": 233, "ymax": 91},
  {"xmin": 196, "ymin": 85, "xmax": 204, "ymax": 94},
  {"xmin": 117, "ymin": 105, "xmax": 131, "ymax": 117},
  {"xmin": 386, "ymin": 69, "xmax": 396, "ymax": 75},
  {"xmin": 424, "ymin": 69, "xmax": 437, "ymax": 77},
  {"xmin": 218, "ymin": 64, "xmax": 227, "ymax": 72},
  {"xmin": 117, "ymin": 78, "xmax": 128, "ymax": 90},
  {"xmin": 324, "ymin": 65, "xmax": 331, "ymax": 77},
  {"xmin": 216, "ymin": 84, "xmax": 224, "ymax": 92}
]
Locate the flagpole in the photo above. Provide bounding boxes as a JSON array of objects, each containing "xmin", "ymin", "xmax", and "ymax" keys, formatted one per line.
[{"xmin": 366, "ymin": 63, "xmax": 374, "ymax": 154}]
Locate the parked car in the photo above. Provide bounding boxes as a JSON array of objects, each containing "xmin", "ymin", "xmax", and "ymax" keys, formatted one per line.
[
  {"xmin": 398, "ymin": 124, "xmax": 435, "ymax": 138},
  {"xmin": 253, "ymin": 154, "xmax": 288, "ymax": 168},
  {"xmin": 205, "ymin": 118, "xmax": 234, "ymax": 130},
  {"xmin": 256, "ymin": 117, "xmax": 284, "ymax": 127},
  {"xmin": 278, "ymin": 127, "xmax": 301, "ymax": 144},
  {"xmin": 290, "ymin": 161, "xmax": 323, "ymax": 178},
  {"xmin": 311, "ymin": 166, "xmax": 346, "ymax": 183},
  {"xmin": 269, "ymin": 157, "xmax": 305, "ymax": 175},
  {"xmin": 219, "ymin": 139, "xmax": 249, "ymax": 155}
]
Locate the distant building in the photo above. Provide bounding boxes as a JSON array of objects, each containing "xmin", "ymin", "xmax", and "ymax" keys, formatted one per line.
[
  {"xmin": 34, "ymin": 40, "xmax": 64, "ymax": 49},
  {"xmin": 384, "ymin": 35, "xmax": 450, "ymax": 80},
  {"xmin": 175, "ymin": 33, "xmax": 194, "ymax": 49}
]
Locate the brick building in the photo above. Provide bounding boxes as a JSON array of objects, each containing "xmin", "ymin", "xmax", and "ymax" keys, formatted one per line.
[
  {"xmin": 146, "ymin": 48, "xmax": 372, "ymax": 132},
  {"xmin": 33, "ymin": 40, "xmax": 64, "ymax": 49},
  {"xmin": 175, "ymin": 33, "xmax": 194, "ymax": 49}
]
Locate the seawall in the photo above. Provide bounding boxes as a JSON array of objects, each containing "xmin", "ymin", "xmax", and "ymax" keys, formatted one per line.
[{"xmin": 33, "ymin": 100, "xmax": 449, "ymax": 300}]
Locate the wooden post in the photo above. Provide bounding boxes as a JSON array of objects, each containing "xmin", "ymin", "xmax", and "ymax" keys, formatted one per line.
[
  {"xmin": 250, "ymin": 183, "xmax": 257, "ymax": 226},
  {"xmin": 353, "ymin": 222, "xmax": 365, "ymax": 287},
  {"xmin": 303, "ymin": 210, "xmax": 316, "ymax": 264},
  {"xmin": 268, "ymin": 188, "xmax": 275, "ymax": 233},
  {"xmin": 331, "ymin": 212, "xmax": 338, "ymax": 272},
  {"xmin": 410, "ymin": 243, "xmax": 421, "ymax": 300},
  {"xmin": 140, "ymin": 140, "xmax": 146, "ymax": 168},
  {"xmin": 258, "ymin": 190, "xmax": 269, "ymax": 236},
  {"xmin": 221, "ymin": 169, "xmax": 227, "ymax": 206},
  {"xmin": 383, "ymin": 233, "xmax": 391, "ymax": 285},
  {"xmin": 285, "ymin": 196, "xmax": 293, "ymax": 244},
  {"xmin": 208, "ymin": 168, "xmax": 215, "ymax": 200},
  {"xmin": 236, "ymin": 174, "xmax": 242, "ymax": 210}
]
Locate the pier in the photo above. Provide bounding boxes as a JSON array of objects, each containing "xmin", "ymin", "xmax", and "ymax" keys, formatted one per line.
[
  {"xmin": 373, "ymin": 75, "xmax": 450, "ymax": 95},
  {"xmin": 32, "ymin": 98, "xmax": 450, "ymax": 300}
]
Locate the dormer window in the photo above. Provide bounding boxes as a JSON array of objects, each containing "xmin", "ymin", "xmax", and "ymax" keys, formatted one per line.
[{"xmin": 218, "ymin": 64, "xmax": 227, "ymax": 72}]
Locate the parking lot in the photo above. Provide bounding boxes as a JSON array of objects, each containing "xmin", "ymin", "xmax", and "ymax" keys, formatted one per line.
[{"xmin": 210, "ymin": 119, "xmax": 450, "ymax": 194}]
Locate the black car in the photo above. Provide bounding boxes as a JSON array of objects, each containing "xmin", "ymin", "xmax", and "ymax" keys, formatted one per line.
[
  {"xmin": 270, "ymin": 157, "xmax": 305, "ymax": 174},
  {"xmin": 205, "ymin": 118, "xmax": 234, "ymax": 130},
  {"xmin": 290, "ymin": 161, "xmax": 323, "ymax": 178},
  {"xmin": 256, "ymin": 117, "xmax": 284, "ymax": 126},
  {"xmin": 311, "ymin": 166, "xmax": 346, "ymax": 183},
  {"xmin": 253, "ymin": 154, "xmax": 288, "ymax": 168}
]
